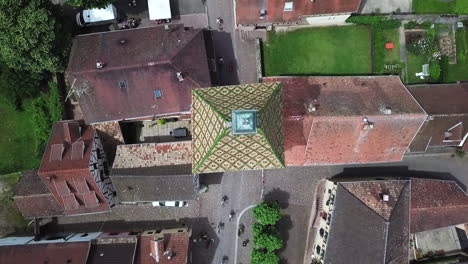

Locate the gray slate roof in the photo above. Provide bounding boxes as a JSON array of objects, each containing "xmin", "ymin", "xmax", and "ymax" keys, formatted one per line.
[
  {"xmin": 324, "ymin": 181, "xmax": 410, "ymax": 264},
  {"xmin": 110, "ymin": 164, "xmax": 196, "ymax": 202}
]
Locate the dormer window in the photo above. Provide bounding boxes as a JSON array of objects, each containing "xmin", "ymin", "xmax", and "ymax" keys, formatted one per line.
[
  {"xmin": 154, "ymin": 89, "xmax": 162, "ymax": 98},
  {"xmin": 284, "ymin": 2, "xmax": 293, "ymax": 11},
  {"xmin": 119, "ymin": 80, "xmax": 127, "ymax": 89}
]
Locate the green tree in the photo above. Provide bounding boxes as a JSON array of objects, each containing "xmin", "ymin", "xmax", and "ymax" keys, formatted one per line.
[
  {"xmin": 0, "ymin": 0, "xmax": 69, "ymax": 73},
  {"xmin": 0, "ymin": 66, "xmax": 44, "ymax": 110},
  {"xmin": 253, "ymin": 232, "xmax": 283, "ymax": 251},
  {"xmin": 251, "ymin": 249, "xmax": 280, "ymax": 264},
  {"xmin": 65, "ymin": 0, "xmax": 114, "ymax": 8},
  {"xmin": 253, "ymin": 202, "xmax": 281, "ymax": 225},
  {"xmin": 454, "ymin": 0, "xmax": 468, "ymax": 14}
]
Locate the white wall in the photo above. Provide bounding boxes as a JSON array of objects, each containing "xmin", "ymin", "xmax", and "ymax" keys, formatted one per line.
[{"xmin": 305, "ymin": 14, "xmax": 351, "ymax": 26}]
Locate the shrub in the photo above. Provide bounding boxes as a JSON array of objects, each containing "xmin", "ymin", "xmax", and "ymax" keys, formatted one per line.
[
  {"xmin": 0, "ymin": 66, "xmax": 45, "ymax": 110},
  {"xmin": 405, "ymin": 21, "xmax": 419, "ymax": 29},
  {"xmin": 407, "ymin": 36, "xmax": 437, "ymax": 55},
  {"xmin": 455, "ymin": 149, "xmax": 466, "ymax": 158},
  {"xmin": 440, "ymin": 55, "xmax": 450, "ymax": 82},
  {"xmin": 26, "ymin": 81, "xmax": 62, "ymax": 151},
  {"xmin": 157, "ymin": 119, "xmax": 166, "ymax": 125},
  {"xmin": 251, "ymin": 249, "xmax": 279, "ymax": 264},
  {"xmin": 421, "ymin": 22, "xmax": 433, "ymax": 29},
  {"xmin": 429, "ymin": 61, "xmax": 441, "ymax": 80},
  {"xmin": 346, "ymin": 15, "xmax": 401, "ymax": 29},
  {"xmin": 253, "ymin": 232, "xmax": 283, "ymax": 251},
  {"xmin": 253, "ymin": 201, "xmax": 281, "ymax": 226}
]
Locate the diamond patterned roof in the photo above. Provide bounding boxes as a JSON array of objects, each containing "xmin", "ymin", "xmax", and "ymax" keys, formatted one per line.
[{"xmin": 192, "ymin": 83, "xmax": 284, "ymax": 173}]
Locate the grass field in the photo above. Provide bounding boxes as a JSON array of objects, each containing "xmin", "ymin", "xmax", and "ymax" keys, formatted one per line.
[
  {"xmin": 0, "ymin": 99, "xmax": 41, "ymax": 174},
  {"xmin": 263, "ymin": 26, "xmax": 372, "ymax": 76},
  {"xmin": 445, "ymin": 28, "xmax": 468, "ymax": 82},
  {"xmin": 412, "ymin": 0, "xmax": 455, "ymax": 14},
  {"xmin": 406, "ymin": 53, "xmax": 430, "ymax": 84}
]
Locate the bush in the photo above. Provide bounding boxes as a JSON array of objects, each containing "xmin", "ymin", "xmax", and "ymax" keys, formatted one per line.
[
  {"xmin": 346, "ymin": 15, "xmax": 401, "ymax": 29},
  {"xmin": 405, "ymin": 21, "xmax": 433, "ymax": 29},
  {"xmin": 26, "ymin": 81, "xmax": 62, "ymax": 151},
  {"xmin": 0, "ymin": 66, "xmax": 45, "ymax": 110},
  {"xmin": 421, "ymin": 21, "xmax": 433, "ymax": 29},
  {"xmin": 251, "ymin": 249, "xmax": 279, "ymax": 264},
  {"xmin": 429, "ymin": 61, "xmax": 441, "ymax": 80},
  {"xmin": 253, "ymin": 201, "xmax": 281, "ymax": 225},
  {"xmin": 455, "ymin": 149, "xmax": 466, "ymax": 158},
  {"xmin": 405, "ymin": 21, "xmax": 419, "ymax": 29},
  {"xmin": 407, "ymin": 36, "xmax": 437, "ymax": 55},
  {"xmin": 157, "ymin": 119, "xmax": 166, "ymax": 125},
  {"xmin": 440, "ymin": 55, "xmax": 450, "ymax": 82}
]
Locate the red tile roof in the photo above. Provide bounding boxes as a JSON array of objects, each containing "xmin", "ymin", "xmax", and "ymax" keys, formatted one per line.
[
  {"xmin": 135, "ymin": 230, "xmax": 190, "ymax": 264},
  {"xmin": 38, "ymin": 121, "xmax": 111, "ymax": 216},
  {"xmin": 0, "ymin": 242, "xmax": 90, "ymax": 264},
  {"xmin": 236, "ymin": 0, "xmax": 361, "ymax": 25},
  {"xmin": 13, "ymin": 170, "xmax": 64, "ymax": 218},
  {"xmin": 410, "ymin": 178, "xmax": 468, "ymax": 233},
  {"xmin": 67, "ymin": 25, "xmax": 212, "ymax": 123},
  {"xmin": 263, "ymin": 76, "xmax": 427, "ymax": 165}
]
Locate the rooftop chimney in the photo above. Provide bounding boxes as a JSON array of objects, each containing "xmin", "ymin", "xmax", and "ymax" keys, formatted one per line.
[
  {"xmin": 96, "ymin": 62, "xmax": 104, "ymax": 69},
  {"xmin": 382, "ymin": 194, "xmax": 389, "ymax": 202},
  {"xmin": 380, "ymin": 106, "xmax": 392, "ymax": 115},
  {"xmin": 165, "ymin": 25, "xmax": 170, "ymax": 30},
  {"xmin": 362, "ymin": 117, "xmax": 374, "ymax": 131},
  {"xmin": 307, "ymin": 103, "xmax": 319, "ymax": 113},
  {"xmin": 176, "ymin": 72, "xmax": 184, "ymax": 81}
]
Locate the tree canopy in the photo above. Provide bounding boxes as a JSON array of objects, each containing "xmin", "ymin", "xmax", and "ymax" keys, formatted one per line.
[
  {"xmin": 253, "ymin": 201, "xmax": 281, "ymax": 226},
  {"xmin": 65, "ymin": 0, "xmax": 114, "ymax": 9},
  {"xmin": 253, "ymin": 232, "xmax": 283, "ymax": 251},
  {"xmin": 0, "ymin": 66, "xmax": 44, "ymax": 110},
  {"xmin": 251, "ymin": 249, "xmax": 280, "ymax": 264},
  {"xmin": 0, "ymin": 0, "xmax": 69, "ymax": 73}
]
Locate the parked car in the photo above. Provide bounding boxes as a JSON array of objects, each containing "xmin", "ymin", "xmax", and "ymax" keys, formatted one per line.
[
  {"xmin": 152, "ymin": 201, "xmax": 187, "ymax": 207},
  {"xmin": 76, "ymin": 4, "xmax": 118, "ymax": 27}
]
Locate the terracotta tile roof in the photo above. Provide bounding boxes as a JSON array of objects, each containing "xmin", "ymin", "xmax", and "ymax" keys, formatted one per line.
[
  {"xmin": 0, "ymin": 242, "xmax": 90, "ymax": 264},
  {"xmin": 111, "ymin": 165, "xmax": 196, "ymax": 202},
  {"xmin": 236, "ymin": 0, "xmax": 361, "ymax": 25},
  {"xmin": 135, "ymin": 229, "xmax": 191, "ymax": 264},
  {"xmin": 13, "ymin": 171, "xmax": 64, "ymax": 218},
  {"xmin": 191, "ymin": 83, "xmax": 284, "ymax": 173},
  {"xmin": 407, "ymin": 84, "xmax": 468, "ymax": 152},
  {"xmin": 325, "ymin": 181, "xmax": 410, "ymax": 263},
  {"xmin": 67, "ymin": 25, "xmax": 212, "ymax": 123},
  {"xmin": 410, "ymin": 178, "xmax": 468, "ymax": 233},
  {"xmin": 341, "ymin": 181, "xmax": 408, "ymax": 221},
  {"xmin": 408, "ymin": 83, "xmax": 468, "ymax": 115},
  {"xmin": 113, "ymin": 141, "xmax": 192, "ymax": 169},
  {"xmin": 263, "ymin": 76, "xmax": 427, "ymax": 165},
  {"xmin": 38, "ymin": 121, "xmax": 112, "ymax": 216}
]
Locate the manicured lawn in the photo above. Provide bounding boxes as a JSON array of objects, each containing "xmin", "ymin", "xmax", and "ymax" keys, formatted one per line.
[
  {"xmin": 263, "ymin": 26, "xmax": 372, "ymax": 76},
  {"xmin": 445, "ymin": 28, "xmax": 468, "ymax": 82},
  {"xmin": 406, "ymin": 53, "xmax": 430, "ymax": 84},
  {"xmin": 382, "ymin": 29, "xmax": 400, "ymax": 63},
  {"xmin": 377, "ymin": 28, "xmax": 402, "ymax": 74},
  {"xmin": 412, "ymin": 0, "xmax": 455, "ymax": 14},
  {"xmin": 0, "ymin": 99, "xmax": 41, "ymax": 174}
]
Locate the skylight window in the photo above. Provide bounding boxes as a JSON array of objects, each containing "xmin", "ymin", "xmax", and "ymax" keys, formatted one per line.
[
  {"xmin": 154, "ymin": 89, "xmax": 162, "ymax": 98},
  {"xmin": 232, "ymin": 110, "xmax": 258, "ymax": 135},
  {"xmin": 119, "ymin": 80, "xmax": 127, "ymax": 89},
  {"xmin": 284, "ymin": 2, "xmax": 293, "ymax": 11}
]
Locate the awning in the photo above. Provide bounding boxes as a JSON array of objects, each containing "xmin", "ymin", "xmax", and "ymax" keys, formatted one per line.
[{"xmin": 148, "ymin": 0, "xmax": 172, "ymax": 20}]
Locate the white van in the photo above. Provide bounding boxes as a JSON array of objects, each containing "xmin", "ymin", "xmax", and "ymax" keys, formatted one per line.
[
  {"xmin": 76, "ymin": 4, "xmax": 118, "ymax": 27},
  {"xmin": 148, "ymin": 0, "xmax": 172, "ymax": 21}
]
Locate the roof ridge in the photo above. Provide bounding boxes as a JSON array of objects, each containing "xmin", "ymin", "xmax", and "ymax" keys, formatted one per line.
[
  {"xmin": 192, "ymin": 89, "xmax": 229, "ymax": 121},
  {"xmin": 339, "ymin": 183, "xmax": 389, "ymax": 222},
  {"xmin": 70, "ymin": 60, "xmax": 171, "ymax": 75},
  {"xmin": 258, "ymin": 128, "xmax": 284, "ymax": 167},
  {"xmin": 193, "ymin": 128, "xmax": 229, "ymax": 173},
  {"xmin": 386, "ymin": 181, "xmax": 409, "ymax": 221}
]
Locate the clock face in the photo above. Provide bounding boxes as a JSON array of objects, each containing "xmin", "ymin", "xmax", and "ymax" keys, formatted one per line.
[{"xmin": 88, "ymin": 132, "xmax": 116, "ymax": 207}]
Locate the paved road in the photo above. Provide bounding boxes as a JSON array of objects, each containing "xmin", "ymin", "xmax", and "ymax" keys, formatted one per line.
[
  {"xmin": 49, "ymin": 154, "xmax": 468, "ymax": 264},
  {"xmin": 205, "ymin": 0, "xmax": 258, "ymax": 84}
]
